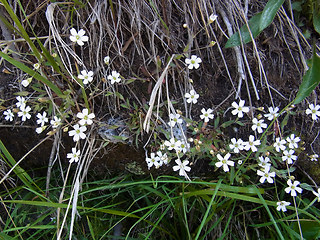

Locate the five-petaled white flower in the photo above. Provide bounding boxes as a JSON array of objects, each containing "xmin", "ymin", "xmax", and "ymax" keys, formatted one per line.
[
  {"xmin": 51, "ymin": 116, "xmax": 62, "ymax": 128},
  {"xmin": 36, "ymin": 111, "xmax": 49, "ymax": 126},
  {"xmin": 185, "ymin": 90, "xmax": 199, "ymax": 104},
  {"xmin": 78, "ymin": 70, "xmax": 94, "ymax": 85},
  {"xmin": 286, "ymin": 134, "xmax": 300, "ymax": 149},
  {"xmin": 21, "ymin": 77, "xmax": 32, "ymax": 87},
  {"xmin": 243, "ymin": 135, "xmax": 261, "ymax": 152},
  {"xmin": 168, "ymin": 113, "xmax": 183, "ymax": 127},
  {"xmin": 77, "ymin": 108, "xmax": 95, "ymax": 126},
  {"xmin": 3, "ymin": 109, "xmax": 14, "ymax": 121},
  {"xmin": 164, "ymin": 138, "xmax": 181, "ymax": 151},
  {"xmin": 282, "ymin": 149, "xmax": 297, "ymax": 164},
  {"xmin": 69, "ymin": 28, "xmax": 89, "ymax": 46},
  {"xmin": 104, "ymin": 56, "xmax": 110, "ymax": 65},
  {"xmin": 231, "ymin": 100, "xmax": 249, "ymax": 118},
  {"xmin": 273, "ymin": 137, "xmax": 286, "ymax": 152},
  {"xmin": 157, "ymin": 151, "xmax": 169, "ymax": 166},
  {"xmin": 276, "ymin": 201, "xmax": 291, "ymax": 212},
  {"xmin": 312, "ymin": 188, "xmax": 320, "ymax": 202},
  {"xmin": 309, "ymin": 154, "xmax": 318, "ymax": 161},
  {"xmin": 200, "ymin": 108, "xmax": 214, "ymax": 122},
  {"xmin": 179, "ymin": 141, "xmax": 190, "ymax": 154},
  {"xmin": 16, "ymin": 96, "xmax": 27, "ymax": 109},
  {"xmin": 285, "ymin": 179, "xmax": 302, "ymax": 197},
  {"xmin": 215, "ymin": 153, "xmax": 234, "ymax": 172},
  {"xmin": 229, "ymin": 138, "xmax": 244, "ymax": 153},
  {"xmin": 107, "ymin": 70, "xmax": 121, "ymax": 84},
  {"xmin": 252, "ymin": 118, "xmax": 267, "ymax": 133},
  {"xmin": 257, "ymin": 166, "xmax": 275, "ymax": 184},
  {"xmin": 264, "ymin": 107, "xmax": 279, "ymax": 121},
  {"xmin": 146, "ymin": 152, "xmax": 160, "ymax": 169},
  {"xmin": 67, "ymin": 147, "xmax": 81, "ymax": 163},
  {"xmin": 18, "ymin": 105, "xmax": 31, "ymax": 121},
  {"xmin": 258, "ymin": 156, "xmax": 271, "ymax": 169},
  {"xmin": 36, "ymin": 126, "xmax": 46, "ymax": 134},
  {"xmin": 173, "ymin": 159, "xmax": 191, "ymax": 177},
  {"xmin": 68, "ymin": 124, "xmax": 87, "ymax": 142},
  {"xmin": 185, "ymin": 55, "xmax": 202, "ymax": 70},
  {"xmin": 306, "ymin": 104, "xmax": 320, "ymax": 121}
]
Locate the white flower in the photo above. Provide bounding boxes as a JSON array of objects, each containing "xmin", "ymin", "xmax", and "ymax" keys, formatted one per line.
[
  {"xmin": 312, "ymin": 188, "xmax": 320, "ymax": 202},
  {"xmin": 229, "ymin": 138, "xmax": 244, "ymax": 153},
  {"xmin": 36, "ymin": 111, "xmax": 49, "ymax": 126},
  {"xmin": 68, "ymin": 124, "xmax": 87, "ymax": 142},
  {"xmin": 273, "ymin": 137, "xmax": 286, "ymax": 152},
  {"xmin": 69, "ymin": 28, "xmax": 89, "ymax": 46},
  {"xmin": 3, "ymin": 109, "xmax": 14, "ymax": 121},
  {"xmin": 282, "ymin": 149, "xmax": 297, "ymax": 164},
  {"xmin": 257, "ymin": 166, "xmax": 275, "ymax": 183},
  {"xmin": 107, "ymin": 70, "xmax": 121, "ymax": 84},
  {"xmin": 173, "ymin": 159, "xmax": 191, "ymax": 177},
  {"xmin": 164, "ymin": 138, "xmax": 181, "ymax": 151},
  {"xmin": 146, "ymin": 152, "xmax": 160, "ymax": 169},
  {"xmin": 185, "ymin": 90, "xmax": 199, "ymax": 104},
  {"xmin": 306, "ymin": 104, "xmax": 320, "ymax": 121},
  {"xmin": 18, "ymin": 105, "xmax": 31, "ymax": 121},
  {"xmin": 104, "ymin": 56, "xmax": 110, "ymax": 65},
  {"xmin": 157, "ymin": 151, "xmax": 168, "ymax": 166},
  {"xmin": 209, "ymin": 14, "xmax": 218, "ymax": 23},
  {"xmin": 285, "ymin": 179, "xmax": 302, "ymax": 196},
  {"xmin": 179, "ymin": 141, "xmax": 190, "ymax": 154},
  {"xmin": 51, "ymin": 116, "xmax": 62, "ymax": 128},
  {"xmin": 33, "ymin": 63, "xmax": 40, "ymax": 70},
  {"xmin": 200, "ymin": 108, "xmax": 214, "ymax": 122},
  {"xmin": 243, "ymin": 135, "xmax": 261, "ymax": 152},
  {"xmin": 276, "ymin": 201, "xmax": 291, "ymax": 212},
  {"xmin": 286, "ymin": 134, "xmax": 300, "ymax": 149},
  {"xmin": 251, "ymin": 118, "xmax": 267, "ymax": 133},
  {"xmin": 215, "ymin": 153, "xmax": 234, "ymax": 172},
  {"xmin": 309, "ymin": 154, "xmax": 318, "ymax": 161},
  {"xmin": 264, "ymin": 107, "xmax": 279, "ymax": 121},
  {"xmin": 21, "ymin": 77, "xmax": 32, "ymax": 87},
  {"xmin": 258, "ymin": 156, "xmax": 271, "ymax": 169},
  {"xmin": 168, "ymin": 113, "xmax": 183, "ymax": 127},
  {"xmin": 16, "ymin": 96, "xmax": 27, "ymax": 109},
  {"xmin": 231, "ymin": 100, "xmax": 249, "ymax": 118},
  {"xmin": 67, "ymin": 147, "xmax": 81, "ymax": 163},
  {"xmin": 78, "ymin": 70, "xmax": 94, "ymax": 85},
  {"xmin": 77, "ymin": 108, "xmax": 95, "ymax": 126},
  {"xmin": 36, "ymin": 126, "xmax": 47, "ymax": 134},
  {"xmin": 185, "ymin": 55, "xmax": 202, "ymax": 69}
]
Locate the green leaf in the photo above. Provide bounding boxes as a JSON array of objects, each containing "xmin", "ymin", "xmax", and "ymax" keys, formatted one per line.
[
  {"xmin": 313, "ymin": 4, "xmax": 320, "ymax": 34},
  {"xmin": 259, "ymin": 0, "xmax": 285, "ymax": 31},
  {"xmin": 225, "ymin": 13, "xmax": 262, "ymax": 48},
  {"xmin": 293, "ymin": 50, "xmax": 320, "ymax": 104},
  {"xmin": 225, "ymin": 0, "xmax": 284, "ymax": 48}
]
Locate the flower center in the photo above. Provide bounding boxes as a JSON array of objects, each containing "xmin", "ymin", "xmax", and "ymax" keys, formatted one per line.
[
  {"xmin": 222, "ymin": 160, "xmax": 226, "ymax": 164},
  {"xmin": 76, "ymin": 35, "xmax": 80, "ymax": 40},
  {"xmin": 191, "ymin": 60, "xmax": 195, "ymax": 64},
  {"xmin": 76, "ymin": 129, "xmax": 80, "ymax": 134}
]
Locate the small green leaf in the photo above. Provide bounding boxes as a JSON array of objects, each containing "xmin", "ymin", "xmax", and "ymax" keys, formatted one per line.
[
  {"xmin": 313, "ymin": 5, "xmax": 320, "ymax": 34},
  {"xmin": 225, "ymin": 13, "xmax": 262, "ymax": 48},
  {"xmin": 293, "ymin": 50, "xmax": 320, "ymax": 104},
  {"xmin": 225, "ymin": 0, "xmax": 284, "ymax": 48},
  {"xmin": 259, "ymin": 0, "xmax": 285, "ymax": 31}
]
